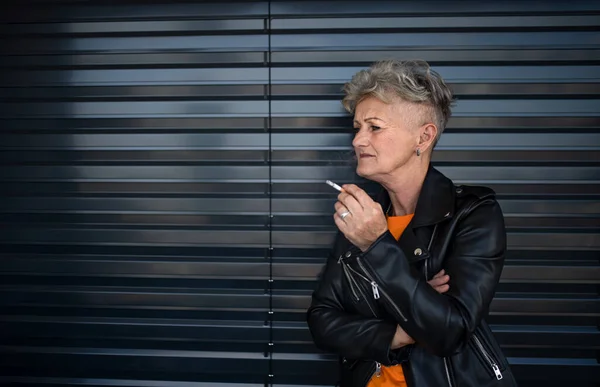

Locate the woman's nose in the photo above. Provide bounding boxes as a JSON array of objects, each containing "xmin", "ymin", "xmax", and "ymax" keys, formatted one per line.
[{"xmin": 352, "ymin": 130, "xmax": 368, "ymax": 148}]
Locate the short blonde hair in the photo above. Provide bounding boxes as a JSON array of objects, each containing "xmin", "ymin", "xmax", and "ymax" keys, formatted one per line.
[{"xmin": 342, "ymin": 59, "xmax": 455, "ymax": 143}]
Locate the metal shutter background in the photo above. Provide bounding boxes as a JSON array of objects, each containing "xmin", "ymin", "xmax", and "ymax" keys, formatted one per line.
[
  {"xmin": 0, "ymin": 1, "xmax": 272, "ymax": 386},
  {"xmin": 1, "ymin": 1, "xmax": 599, "ymax": 386}
]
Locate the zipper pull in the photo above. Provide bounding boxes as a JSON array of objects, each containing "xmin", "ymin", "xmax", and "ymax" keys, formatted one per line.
[
  {"xmin": 375, "ymin": 362, "xmax": 381, "ymax": 377},
  {"xmin": 371, "ymin": 281, "xmax": 380, "ymax": 299},
  {"xmin": 492, "ymin": 364, "xmax": 503, "ymax": 380},
  {"xmin": 337, "ymin": 255, "xmax": 343, "ymax": 264}
]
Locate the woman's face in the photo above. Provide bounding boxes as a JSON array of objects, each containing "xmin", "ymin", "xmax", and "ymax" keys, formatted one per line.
[{"xmin": 352, "ymin": 95, "xmax": 426, "ymax": 182}]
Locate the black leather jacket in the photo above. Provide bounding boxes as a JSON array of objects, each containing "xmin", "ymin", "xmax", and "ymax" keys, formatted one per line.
[{"xmin": 306, "ymin": 166, "xmax": 518, "ymax": 387}]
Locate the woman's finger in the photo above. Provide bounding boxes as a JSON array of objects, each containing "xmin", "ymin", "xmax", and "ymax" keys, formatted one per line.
[
  {"xmin": 337, "ymin": 191, "xmax": 362, "ymax": 215},
  {"xmin": 333, "ymin": 212, "xmax": 347, "ymax": 232},
  {"xmin": 433, "ymin": 284, "xmax": 450, "ymax": 294},
  {"xmin": 341, "ymin": 184, "xmax": 374, "ymax": 209},
  {"xmin": 428, "ymin": 274, "xmax": 449, "ymax": 287},
  {"xmin": 432, "ymin": 269, "xmax": 445, "ymax": 279},
  {"xmin": 334, "ymin": 201, "xmax": 349, "ymax": 214}
]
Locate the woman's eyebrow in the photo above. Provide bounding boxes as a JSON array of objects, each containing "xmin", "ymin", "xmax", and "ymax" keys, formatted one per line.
[{"xmin": 353, "ymin": 116, "xmax": 385, "ymax": 124}]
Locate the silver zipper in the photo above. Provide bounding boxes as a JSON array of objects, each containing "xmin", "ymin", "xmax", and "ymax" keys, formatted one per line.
[
  {"xmin": 355, "ymin": 257, "xmax": 408, "ymax": 322},
  {"xmin": 339, "ymin": 257, "xmax": 378, "ymax": 317},
  {"xmin": 371, "ymin": 281, "xmax": 380, "ymax": 299},
  {"xmin": 375, "ymin": 362, "xmax": 381, "ymax": 377},
  {"xmin": 443, "ymin": 357, "xmax": 453, "ymax": 387},
  {"xmin": 355, "ymin": 283, "xmax": 378, "ymax": 317},
  {"xmin": 472, "ymin": 334, "xmax": 503, "ymax": 380},
  {"xmin": 339, "ymin": 257, "xmax": 360, "ymax": 302},
  {"xmin": 345, "ymin": 264, "xmax": 381, "ymax": 301}
]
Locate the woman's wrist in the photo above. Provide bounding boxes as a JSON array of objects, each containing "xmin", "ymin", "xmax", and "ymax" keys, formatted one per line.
[{"xmin": 391, "ymin": 325, "xmax": 415, "ymax": 349}]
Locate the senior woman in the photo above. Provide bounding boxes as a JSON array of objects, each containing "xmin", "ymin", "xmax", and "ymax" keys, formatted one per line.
[{"xmin": 306, "ymin": 60, "xmax": 517, "ymax": 387}]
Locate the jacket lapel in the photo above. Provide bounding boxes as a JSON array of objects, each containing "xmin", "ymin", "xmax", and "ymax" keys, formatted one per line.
[{"xmin": 374, "ymin": 165, "xmax": 456, "ymax": 263}]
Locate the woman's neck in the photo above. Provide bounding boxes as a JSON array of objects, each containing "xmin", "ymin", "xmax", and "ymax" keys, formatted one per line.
[{"xmin": 382, "ymin": 162, "xmax": 428, "ymax": 216}]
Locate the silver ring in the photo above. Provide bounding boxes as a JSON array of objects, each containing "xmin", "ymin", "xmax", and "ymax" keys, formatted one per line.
[{"xmin": 340, "ymin": 211, "xmax": 351, "ymax": 220}]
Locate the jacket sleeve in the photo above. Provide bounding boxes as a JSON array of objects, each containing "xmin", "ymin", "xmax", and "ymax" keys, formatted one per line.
[
  {"xmin": 359, "ymin": 198, "xmax": 506, "ymax": 357},
  {"xmin": 306, "ymin": 234, "xmax": 405, "ymax": 365}
]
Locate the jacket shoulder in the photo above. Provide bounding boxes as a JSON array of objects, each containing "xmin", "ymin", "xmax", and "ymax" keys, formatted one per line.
[
  {"xmin": 455, "ymin": 184, "xmax": 496, "ymax": 201},
  {"xmin": 453, "ymin": 184, "xmax": 504, "ymax": 225}
]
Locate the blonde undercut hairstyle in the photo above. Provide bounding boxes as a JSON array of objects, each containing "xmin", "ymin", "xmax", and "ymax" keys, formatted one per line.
[{"xmin": 342, "ymin": 59, "xmax": 455, "ymax": 145}]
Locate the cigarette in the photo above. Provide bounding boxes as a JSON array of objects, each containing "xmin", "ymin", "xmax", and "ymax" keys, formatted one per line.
[{"xmin": 325, "ymin": 180, "xmax": 343, "ymax": 192}]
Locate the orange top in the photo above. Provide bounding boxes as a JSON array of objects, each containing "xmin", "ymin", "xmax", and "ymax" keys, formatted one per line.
[{"xmin": 366, "ymin": 213, "xmax": 414, "ymax": 387}]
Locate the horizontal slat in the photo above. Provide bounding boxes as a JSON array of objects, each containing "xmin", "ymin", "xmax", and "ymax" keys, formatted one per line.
[
  {"xmin": 0, "ymin": 198, "xmax": 270, "ymax": 212},
  {"xmin": 0, "ymin": 150, "xmax": 268, "ymax": 163},
  {"xmin": 271, "ymin": 15, "xmax": 600, "ymax": 29},
  {"xmin": 0, "ymin": 134, "xmax": 269, "ymax": 149},
  {"xmin": 0, "ymin": 346, "xmax": 269, "ymax": 381},
  {"xmin": 3, "ymin": 2, "xmax": 269, "ymax": 21},
  {"xmin": 2, "ymin": 19, "xmax": 266, "ymax": 35},
  {"xmin": 2, "ymin": 85, "xmax": 268, "ymax": 100},
  {"xmin": 0, "ymin": 101, "xmax": 270, "ymax": 117},
  {"xmin": 2, "ymin": 68, "xmax": 270, "ymax": 86},
  {"xmin": 0, "ymin": 182, "xmax": 271, "ymax": 196},
  {"xmin": 0, "ymin": 376, "xmax": 266, "ymax": 387},
  {"xmin": 0, "ymin": 257, "xmax": 269, "ymax": 279},
  {"xmin": 0, "ymin": 228, "xmax": 271, "ymax": 247},
  {"xmin": 271, "ymin": 49, "xmax": 600, "ymax": 64},
  {"xmin": 0, "ymin": 166, "xmax": 269, "ymax": 181},
  {"xmin": 0, "ymin": 286, "xmax": 269, "ymax": 310},
  {"xmin": 270, "ymin": 32, "xmax": 600, "ymax": 50},
  {"xmin": 271, "ymin": 66, "xmax": 600, "ymax": 83},
  {"xmin": 270, "ymin": 1, "xmax": 600, "ymax": 15},
  {"xmin": 0, "ymin": 117, "xmax": 267, "ymax": 131},
  {"xmin": 0, "ymin": 52, "xmax": 268, "ymax": 68},
  {"xmin": 4, "ymin": 35, "xmax": 269, "ymax": 53},
  {"xmin": 0, "ymin": 316, "xmax": 269, "ymax": 341}
]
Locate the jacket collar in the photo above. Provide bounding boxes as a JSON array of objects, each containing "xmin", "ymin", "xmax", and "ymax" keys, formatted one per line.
[{"xmin": 376, "ymin": 164, "xmax": 456, "ymax": 228}]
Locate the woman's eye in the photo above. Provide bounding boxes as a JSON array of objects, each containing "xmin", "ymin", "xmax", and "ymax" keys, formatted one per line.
[
  {"xmin": 352, "ymin": 127, "xmax": 360, "ymax": 132},
  {"xmin": 371, "ymin": 126, "xmax": 381, "ymax": 131}
]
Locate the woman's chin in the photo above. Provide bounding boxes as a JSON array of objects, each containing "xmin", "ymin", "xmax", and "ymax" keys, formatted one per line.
[{"xmin": 355, "ymin": 165, "xmax": 373, "ymax": 179}]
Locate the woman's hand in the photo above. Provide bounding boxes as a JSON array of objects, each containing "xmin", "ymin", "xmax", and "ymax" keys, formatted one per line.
[
  {"xmin": 333, "ymin": 184, "xmax": 388, "ymax": 252},
  {"xmin": 427, "ymin": 269, "xmax": 450, "ymax": 294},
  {"xmin": 390, "ymin": 269, "xmax": 450, "ymax": 349}
]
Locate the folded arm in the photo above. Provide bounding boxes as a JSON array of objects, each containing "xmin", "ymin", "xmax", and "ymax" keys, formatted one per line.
[
  {"xmin": 307, "ymin": 236, "xmax": 452, "ymax": 361},
  {"xmin": 360, "ymin": 199, "xmax": 506, "ymax": 357},
  {"xmin": 306, "ymin": 243, "xmax": 398, "ymax": 364}
]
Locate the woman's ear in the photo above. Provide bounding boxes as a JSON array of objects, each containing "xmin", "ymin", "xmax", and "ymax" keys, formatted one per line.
[{"xmin": 418, "ymin": 123, "xmax": 438, "ymax": 153}]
